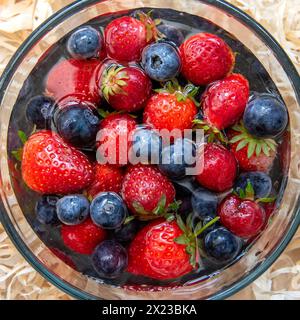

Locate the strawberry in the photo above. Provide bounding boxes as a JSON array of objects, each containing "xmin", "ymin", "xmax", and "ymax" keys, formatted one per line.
[
  {"xmin": 179, "ymin": 33, "xmax": 235, "ymax": 86},
  {"xmin": 45, "ymin": 58, "xmax": 102, "ymax": 105},
  {"xmin": 22, "ymin": 131, "xmax": 93, "ymax": 194},
  {"xmin": 87, "ymin": 163, "xmax": 124, "ymax": 198},
  {"xmin": 218, "ymin": 182, "xmax": 268, "ymax": 238},
  {"xmin": 104, "ymin": 15, "xmax": 155, "ymax": 62},
  {"xmin": 101, "ymin": 65, "xmax": 152, "ymax": 112},
  {"xmin": 127, "ymin": 218, "xmax": 193, "ymax": 280},
  {"xmin": 121, "ymin": 165, "xmax": 176, "ymax": 220},
  {"xmin": 50, "ymin": 247, "xmax": 76, "ymax": 269},
  {"xmin": 228, "ymin": 123, "xmax": 277, "ymax": 172},
  {"xmin": 196, "ymin": 143, "xmax": 237, "ymax": 192},
  {"xmin": 61, "ymin": 218, "xmax": 107, "ymax": 255},
  {"xmin": 201, "ymin": 74, "xmax": 249, "ymax": 130},
  {"xmin": 97, "ymin": 113, "xmax": 137, "ymax": 166},
  {"xmin": 143, "ymin": 81, "xmax": 198, "ymax": 135}
]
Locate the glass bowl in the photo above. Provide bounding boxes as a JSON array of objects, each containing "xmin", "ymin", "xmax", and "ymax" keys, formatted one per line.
[{"xmin": 0, "ymin": 0, "xmax": 300, "ymax": 300}]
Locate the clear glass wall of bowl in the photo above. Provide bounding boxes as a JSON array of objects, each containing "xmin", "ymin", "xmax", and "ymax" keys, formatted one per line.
[{"xmin": 0, "ymin": 0, "xmax": 299, "ymax": 299}]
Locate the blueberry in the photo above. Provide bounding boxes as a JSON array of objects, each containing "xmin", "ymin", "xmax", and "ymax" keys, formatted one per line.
[
  {"xmin": 243, "ymin": 94, "xmax": 288, "ymax": 138},
  {"xmin": 67, "ymin": 26, "xmax": 102, "ymax": 59},
  {"xmin": 204, "ymin": 227, "xmax": 242, "ymax": 262},
  {"xmin": 114, "ymin": 219, "xmax": 140, "ymax": 243},
  {"xmin": 142, "ymin": 42, "xmax": 181, "ymax": 81},
  {"xmin": 55, "ymin": 104, "xmax": 100, "ymax": 148},
  {"xmin": 159, "ymin": 138, "xmax": 196, "ymax": 180},
  {"xmin": 90, "ymin": 192, "xmax": 127, "ymax": 229},
  {"xmin": 26, "ymin": 95, "xmax": 55, "ymax": 129},
  {"xmin": 57, "ymin": 195, "xmax": 89, "ymax": 225},
  {"xmin": 235, "ymin": 171, "xmax": 272, "ymax": 199},
  {"xmin": 200, "ymin": 215, "xmax": 220, "ymax": 238},
  {"xmin": 157, "ymin": 24, "xmax": 184, "ymax": 47},
  {"xmin": 131, "ymin": 127, "xmax": 162, "ymax": 164},
  {"xmin": 35, "ymin": 195, "xmax": 60, "ymax": 225},
  {"xmin": 191, "ymin": 188, "xmax": 218, "ymax": 219},
  {"xmin": 92, "ymin": 240, "xmax": 128, "ymax": 278}
]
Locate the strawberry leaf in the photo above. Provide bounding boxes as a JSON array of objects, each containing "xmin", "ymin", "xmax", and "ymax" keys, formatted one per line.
[
  {"xmin": 176, "ymin": 214, "xmax": 187, "ymax": 233},
  {"xmin": 11, "ymin": 148, "xmax": 23, "ymax": 161},
  {"xmin": 245, "ymin": 181, "xmax": 255, "ymax": 199},
  {"xmin": 174, "ymin": 234, "xmax": 188, "ymax": 245},
  {"xmin": 18, "ymin": 130, "xmax": 27, "ymax": 145},
  {"xmin": 124, "ymin": 216, "xmax": 135, "ymax": 225},
  {"xmin": 257, "ymin": 197, "xmax": 276, "ymax": 203},
  {"xmin": 132, "ymin": 201, "xmax": 150, "ymax": 215},
  {"xmin": 153, "ymin": 194, "xmax": 167, "ymax": 215}
]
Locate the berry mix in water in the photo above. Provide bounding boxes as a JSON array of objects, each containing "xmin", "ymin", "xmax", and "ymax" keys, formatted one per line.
[{"xmin": 9, "ymin": 8, "xmax": 289, "ymax": 286}]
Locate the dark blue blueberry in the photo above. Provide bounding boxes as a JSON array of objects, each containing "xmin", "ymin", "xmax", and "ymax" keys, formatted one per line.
[
  {"xmin": 90, "ymin": 192, "xmax": 127, "ymax": 229},
  {"xmin": 67, "ymin": 26, "xmax": 102, "ymax": 59},
  {"xmin": 191, "ymin": 188, "xmax": 218, "ymax": 219},
  {"xmin": 159, "ymin": 138, "xmax": 196, "ymax": 180},
  {"xmin": 157, "ymin": 24, "xmax": 184, "ymax": 47},
  {"xmin": 204, "ymin": 227, "xmax": 242, "ymax": 262},
  {"xmin": 243, "ymin": 93, "xmax": 288, "ymax": 138},
  {"xmin": 56, "ymin": 195, "xmax": 89, "ymax": 225},
  {"xmin": 235, "ymin": 171, "xmax": 272, "ymax": 199},
  {"xmin": 131, "ymin": 127, "xmax": 162, "ymax": 164},
  {"xmin": 114, "ymin": 219, "xmax": 140, "ymax": 243},
  {"xmin": 173, "ymin": 177, "xmax": 198, "ymax": 196},
  {"xmin": 200, "ymin": 215, "xmax": 220, "ymax": 238},
  {"xmin": 142, "ymin": 42, "xmax": 181, "ymax": 81},
  {"xmin": 35, "ymin": 195, "xmax": 60, "ymax": 225},
  {"xmin": 92, "ymin": 240, "xmax": 128, "ymax": 278},
  {"xmin": 55, "ymin": 104, "xmax": 100, "ymax": 148},
  {"xmin": 26, "ymin": 95, "xmax": 55, "ymax": 129}
]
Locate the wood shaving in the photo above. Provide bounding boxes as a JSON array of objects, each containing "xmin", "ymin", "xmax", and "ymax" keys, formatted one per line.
[{"xmin": 0, "ymin": 0, "xmax": 299, "ymax": 300}]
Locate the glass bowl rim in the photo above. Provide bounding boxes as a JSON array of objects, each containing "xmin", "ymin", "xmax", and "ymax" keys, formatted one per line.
[{"xmin": 0, "ymin": 0, "xmax": 300, "ymax": 300}]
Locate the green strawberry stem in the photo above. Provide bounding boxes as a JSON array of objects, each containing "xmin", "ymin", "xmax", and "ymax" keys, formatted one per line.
[
  {"xmin": 194, "ymin": 216, "xmax": 220, "ymax": 237},
  {"xmin": 230, "ymin": 121, "xmax": 277, "ymax": 158},
  {"xmin": 124, "ymin": 215, "xmax": 135, "ymax": 225},
  {"xmin": 11, "ymin": 130, "xmax": 28, "ymax": 161},
  {"xmin": 193, "ymin": 119, "xmax": 228, "ymax": 144}
]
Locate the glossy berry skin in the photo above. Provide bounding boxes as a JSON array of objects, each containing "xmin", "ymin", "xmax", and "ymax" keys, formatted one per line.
[
  {"xmin": 121, "ymin": 165, "xmax": 175, "ymax": 219},
  {"xmin": 56, "ymin": 195, "xmax": 90, "ymax": 225},
  {"xmin": 202, "ymin": 74, "xmax": 250, "ymax": 130},
  {"xmin": 179, "ymin": 33, "xmax": 234, "ymax": 85},
  {"xmin": 55, "ymin": 104, "xmax": 100, "ymax": 148},
  {"xmin": 35, "ymin": 195, "xmax": 60, "ymax": 225},
  {"xmin": 26, "ymin": 95, "xmax": 55, "ymax": 129},
  {"xmin": 104, "ymin": 16, "xmax": 152, "ymax": 62},
  {"xmin": 92, "ymin": 240, "xmax": 128, "ymax": 278},
  {"xmin": 143, "ymin": 93, "xmax": 197, "ymax": 133},
  {"xmin": 243, "ymin": 94, "xmax": 288, "ymax": 138},
  {"xmin": 157, "ymin": 24, "xmax": 185, "ymax": 47},
  {"xmin": 114, "ymin": 219, "xmax": 140, "ymax": 243},
  {"xmin": 127, "ymin": 219, "xmax": 193, "ymax": 280},
  {"xmin": 87, "ymin": 163, "xmax": 124, "ymax": 198},
  {"xmin": 97, "ymin": 114, "xmax": 137, "ymax": 166},
  {"xmin": 61, "ymin": 218, "xmax": 106, "ymax": 255},
  {"xmin": 191, "ymin": 188, "xmax": 218, "ymax": 220},
  {"xmin": 234, "ymin": 172, "xmax": 272, "ymax": 199},
  {"xmin": 22, "ymin": 131, "xmax": 93, "ymax": 194},
  {"xmin": 204, "ymin": 227, "xmax": 242, "ymax": 262},
  {"xmin": 90, "ymin": 192, "xmax": 127, "ymax": 229},
  {"xmin": 158, "ymin": 138, "xmax": 196, "ymax": 180},
  {"xmin": 218, "ymin": 195, "xmax": 266, "ymax": 238},
  {"xmin": 101, "ymin": 66, "xmax": 152, "ymax": 112},
  {"xmin": 142, "ymin": 42, "xmax": 181, "ymax": 81},
  {"xmin": 196, "ymin": 143, "xmax": 237, "ymax": 192},
  {"xmin": 229, "ymin": 130, "xmax": 276, "ymax": 172},
  {"xmin": 67, "ymin": 26, "xmax": 102, "ymax": 60},
  {"xmin": 200, "ymin": 215, "xmax": 220, "ymax": 237},
  {"xmin": 131, "ymin": 126, "xmax": 162, "ymax": 164},
  {"xmin": 46, "ymin": 58, "xmax": 101, "ymax": 105}
]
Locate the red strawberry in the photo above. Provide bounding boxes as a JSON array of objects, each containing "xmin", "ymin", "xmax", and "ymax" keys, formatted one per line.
[
  {"xmin": 97, "ymin": 113, "xmax": 137, "ymax": 166},
  {"xmin": 179, "ymin": 33, "xmax": 235, "ymax": 85},
  {"xmin": 61, "ymin": 218, "xmax": 107, "ymax": 255},
  {"xmin": 202, "ymin": 74, "xmax": 249, "ymax": 130},
  {"xmin": 101, "ymin": 65, "xmax": 152, "ymax": 112},
  {"xmin": 104, "ymin": 16, "xmax": 155, "ymax": 62},
  {"xmin": 46, "ymin": 58, "xmax": 102, "ymax": 105},
  {"xmin": 228, "ymin": 124, "xmax": 277, "ymax": 172},
  {"xmin": 196, "ymin": 143, "xmax": 237, "ymax": 192},
  {"xmin": 121, "ymin": 165, "xmax": 175, "ymax": 220},
  {"xmin": 87, "ymin": 163, "xmax": 124, "ymax": 198},
  {"xmin": 127, "ymin": 218, "xmax": 193, "ymax": 280},
  {"xmin": 143, "ymin": 86, "xmax": 198, "ymax": 135},
  {"xmin": 22, "ymin": 131, "xmax": 93, "ymax": 194},
  {"xmin": 218, "ymin": 194, "xmax": 266, "ymax": 239},
  {"xmin": 50, "ymin": 247, "xmax": 76, "ymax": 269}
]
